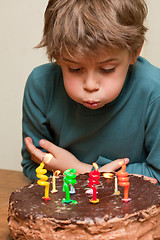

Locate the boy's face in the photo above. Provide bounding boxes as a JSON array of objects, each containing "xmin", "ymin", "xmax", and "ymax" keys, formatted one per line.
[{"xmin": 57, "ymin": 48, "xmax": 135, "ymax": 109}]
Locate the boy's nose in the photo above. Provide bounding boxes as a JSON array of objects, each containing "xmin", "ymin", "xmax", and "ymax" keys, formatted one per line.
[{"xmin": 83, "ymin": 76, "xmax": 99, "ymax": 92}]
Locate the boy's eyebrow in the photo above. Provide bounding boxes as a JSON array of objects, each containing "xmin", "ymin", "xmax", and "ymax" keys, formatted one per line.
[
  {"xmin": 98, "ymin": 58, "xmax": 119, "ymax": 64},
  {"xmin": 62, "ymin": 58, "xmax": 78, "ymax": 64},
  {"xmin": 62, "ymin": 57, "xmax": 119, "ymax": 64}
]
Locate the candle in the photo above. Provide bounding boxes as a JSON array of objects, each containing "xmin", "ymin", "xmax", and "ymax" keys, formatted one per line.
[
  {"xmin": 113, "ymin": 175, "xmax": 120, "ymax": 195},
  {"xmin": 103, "ymin": 172, "xmax": 120, "ymax": 195},
  {"xmin": 51, "ymin": 170, "xmax": 61, "ymax": 194},
  {"xmin": 69, "ymin": 184, "xmax": 76, "ymax": 194},
  {"xmin": 43, "ymin": 153, "xmax": 53, "ymax": 163},
  {"xmin": 36, "ymin": 162, "xmax": 51, "ymax": 201},
  {"xmin": 62, "ymin": 168, "xmax": 77, "ymax": 204},
  {"xmin": 116, "ymin": 161, "xmax": 131, "ymax": 202},
  {"xmin": 103, "ymin": 172, "xmax": 114, "ymax": 184},
  {"xmin": 88, "ymin": 163, "xmax": 100, "ymax": 204}
]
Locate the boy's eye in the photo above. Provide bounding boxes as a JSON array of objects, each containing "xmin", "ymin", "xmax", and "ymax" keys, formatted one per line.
[
  {"xmin": 68, "ymin": 67, "xmax": 115, "ymax": 73},
  {"xmin": 68, "ymin": 67, "xmax": 82, "ymax": 73},
  {"xmin": 100, "ymin": 67, "xmax": 115, "ymax": 73}
]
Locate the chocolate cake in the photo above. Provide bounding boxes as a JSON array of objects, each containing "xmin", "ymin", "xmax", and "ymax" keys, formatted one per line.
[{"xmin": 8, "ymin": 173, "xmax": 160, "ymax": 240}]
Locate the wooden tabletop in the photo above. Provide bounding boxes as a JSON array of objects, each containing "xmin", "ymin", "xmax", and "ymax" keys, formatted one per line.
[{"xmin": 0, "ymin": 169, "xmax": 31, "ymax": 240}]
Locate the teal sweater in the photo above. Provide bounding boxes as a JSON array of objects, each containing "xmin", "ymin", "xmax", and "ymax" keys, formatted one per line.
[{"xmin": 22, "ymin": 57, "xmax": 160, "ymax": 182}]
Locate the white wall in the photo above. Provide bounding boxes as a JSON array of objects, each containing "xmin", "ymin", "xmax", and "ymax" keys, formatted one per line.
[
  {"xmin": 0, "ymin": 0, "xmax": 160, "ymax": 171},
  {"xmin": 141, "ymin": 0, "xmax": 160, "ymax": 68},
  {"xmin": 0, "ymin": 1, "xmax": 48, "ymax": 171}
]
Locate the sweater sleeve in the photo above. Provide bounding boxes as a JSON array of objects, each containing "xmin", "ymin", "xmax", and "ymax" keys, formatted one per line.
[
  {"xmin": 95, "ymin": 97, "xmax": 160, "ymax": 184},
  {"xmin": 125, "ymin": 96, "xmax": 160, "ymax": 183},
  {"xmin": 21, "ymin": 68, "xmax": 53, "ymax": 181}
]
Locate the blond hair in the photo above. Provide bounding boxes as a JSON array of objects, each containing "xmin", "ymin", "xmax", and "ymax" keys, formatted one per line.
[{"xmin": 37, "ymin": 0, "xmax": 148, "ymax": 61}]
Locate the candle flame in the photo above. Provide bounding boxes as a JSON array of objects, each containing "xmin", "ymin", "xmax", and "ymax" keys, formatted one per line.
[
  {"xmin": 42, "ymin": 153, "xmax": 53, "ymax": 164},
  {"xmin": 92, "ymin": 162, "xmax": 98, "ymax": 171},
  {"xmin": 54, "ymin": 170, "xmax": 61, "ymax": 176},
  {"xmin": 103, "ymin": 172, "xmax": 114, "ymax": 179},
  {"xmin": 119, "ymin": 161, "xmax": 124, "ymax": 167}
]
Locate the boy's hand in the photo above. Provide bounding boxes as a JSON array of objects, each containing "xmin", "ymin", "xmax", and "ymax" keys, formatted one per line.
[
  {"xmin": 24, "ymin": 138, "xmax": 158, "ymax": 184},
  {"xmin": 25, "ymin": 137, "xmax": 129, "ymax": 174},
  {"xmin": 25, "ymin": 137, "xmax": 45, "ymax": 164},
  {"xmin": 99, "ymin": 158, "xmax": 130, "ymax": 172},
  {"xmin": 99, "ymin": 159, "xmax": 157, "ymax": 184},
  {"xmin": 39, "ymin": 139, "xmax": 92, "ymax": 173},
  {"xmin": 24, "ymin": 137, "xmax": 92, "ymax": 173}
]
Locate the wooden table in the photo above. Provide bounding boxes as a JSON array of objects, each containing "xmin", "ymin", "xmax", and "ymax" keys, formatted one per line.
[{"xmin": 0, "ymin": 169, "xmax": 31, "ymax": 240}]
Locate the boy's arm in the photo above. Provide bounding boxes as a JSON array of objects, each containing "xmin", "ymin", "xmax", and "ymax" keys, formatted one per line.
[
  {"xmin": 21, "ymin": 69, "xmax": 55, "ymax": 181},
  {"xmin": 126, "ymin": 97, "xmax": 160, "ymax": 183},
  {"xmin": 96, "ymin": 97, "xmax": 160, "ymax": 184}
]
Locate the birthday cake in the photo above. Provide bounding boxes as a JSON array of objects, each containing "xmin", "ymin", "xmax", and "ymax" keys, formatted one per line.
[{"xmin": 8, "ymin": 173, "xmax": 160, "ymax": 240}]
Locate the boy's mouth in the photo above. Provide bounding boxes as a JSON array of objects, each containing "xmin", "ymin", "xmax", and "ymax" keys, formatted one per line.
[{"xmin": 83, "ymin": 101, "xmax": 100, "ymax": 109}]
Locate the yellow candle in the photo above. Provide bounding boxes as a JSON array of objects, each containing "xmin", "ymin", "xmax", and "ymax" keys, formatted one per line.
[
  {"xmin": 113, "ymin": 175, "xmax": 120, "ymax": 195},
  {"xmin": 51, "ymin": 170, "xmax": 61, "ymax": 193},
  {"xmin": 36, "ymin": 162, "xmax": 51, "ymax": 201}
]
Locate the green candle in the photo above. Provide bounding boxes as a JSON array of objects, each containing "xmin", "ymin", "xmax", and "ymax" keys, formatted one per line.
[{"xmin": 61, "ymin": 168, "xmax": 77, "ymax": 204}]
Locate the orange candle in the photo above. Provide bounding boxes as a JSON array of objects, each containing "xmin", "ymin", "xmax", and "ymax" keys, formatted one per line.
[{"xmin": 116, "ymin": 162, "xmax": 131, "ymax": 202}]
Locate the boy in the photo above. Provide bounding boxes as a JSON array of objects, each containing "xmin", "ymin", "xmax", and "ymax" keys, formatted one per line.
[{"xmin": 22, "ymin": 0, "xmax": 160, "ymax": 183}]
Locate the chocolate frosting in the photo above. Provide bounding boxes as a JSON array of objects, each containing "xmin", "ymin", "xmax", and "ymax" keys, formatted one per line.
[{"xmin": 9, "ymin": 174, "xmax": 160, "ymax": 224}]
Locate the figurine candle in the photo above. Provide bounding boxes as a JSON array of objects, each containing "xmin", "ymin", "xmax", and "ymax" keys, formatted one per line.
[
  {"xmin": 51, "ymin": 170, "xmax": 61, "ymax": 193},
  {"xmin": 116, "ymin": 162, "xmax": 131, "ymax": 202},
  {"xmin": 88, "ymin": 163, "xmax": 100, "ymax": 203},
  {"xmin": 113, "ymin": 175, "xmax": 120, "ymax": 195},
  {"xmin": 62, "ymin": 168, "xmax": 77, "ymax": 204},
  {"xmin": 69, "ymin": 184, "xmax": 76, "ymax": 194},
  {"xmin": 36, "ymin": 161, "xmax": 51, "ymax": 201}
]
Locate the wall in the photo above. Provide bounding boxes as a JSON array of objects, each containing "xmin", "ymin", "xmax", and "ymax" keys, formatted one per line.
[
  {"xmin": 0, "ymin": 1, "xmax": 48, "ymax": 171},
  {"xmin": 142, "ymin": 0, "xmax": 160, "ymax": 68},
  {"xmin": 0, "ymin": 0, "xmax": 160, "ymax": 171}
]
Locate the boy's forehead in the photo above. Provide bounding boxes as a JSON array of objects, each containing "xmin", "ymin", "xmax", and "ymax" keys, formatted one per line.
[{"xmin": 61, "ymin": 47, "xmax": 129, "ymax": 63}]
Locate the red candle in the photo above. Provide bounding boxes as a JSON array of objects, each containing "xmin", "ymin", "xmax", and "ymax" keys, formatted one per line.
[
  {"xmin": 116, "ymin": 162, "xmax": 131, "ymax": 202},
  {"xmin": 88, "ymin": 163, "xmax": 100, "ymax": 203}
]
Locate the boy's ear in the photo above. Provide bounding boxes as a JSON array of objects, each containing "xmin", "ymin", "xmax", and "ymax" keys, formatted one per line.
[
  {"xmin": 130, "ymin": 43, "xmax": 143, "ymax": 64},
  {"xmin": 56, "ymin": 59, "xmax": 61, "ymax": 66},
  {"xmin": 136, "ymin": 44, "xmax": 143, "ymax": 58}
]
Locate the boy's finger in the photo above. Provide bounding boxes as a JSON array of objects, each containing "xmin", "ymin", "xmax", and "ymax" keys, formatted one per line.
[
  {"xmin": 25, "ymin": 137, "xmax": 45, "ymax": 162},
  {"xmin": 123, "ymin": 158, "xmax": 130, "ymax": 165},
  {"xmin": 39, "ymin": 139, "xmax": 59, "ymax": 154},
  {"xmin": 106, "ymin": 158, "xmax": 130, "ymax": 172}
]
